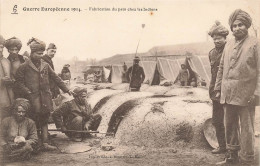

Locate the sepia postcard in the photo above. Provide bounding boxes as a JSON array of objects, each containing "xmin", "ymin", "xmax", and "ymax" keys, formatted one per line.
[{"xmin": 0, "ymin": 0, "xmax": 260, "ymax": 165}]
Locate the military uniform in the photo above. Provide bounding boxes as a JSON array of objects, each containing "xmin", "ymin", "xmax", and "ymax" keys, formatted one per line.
[
  {"xmin": 126, "ymin": 65, "xmax": 145, "ymax": 91},
  {"xmin": 208, "ymin": 46, "xmax": 226, "ymax": 150},
  {"xmin": 42, "ymin": 55, "xmax": 60, "ymax": 99}
]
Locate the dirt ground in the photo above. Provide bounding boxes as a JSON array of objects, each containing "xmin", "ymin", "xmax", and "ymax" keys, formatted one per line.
[
  {"xmin": 5, "ymin": 108, "xmax": 260, "ymax": 166},
  {"xmin": 3, "ymin": 83, "xmax": 260, "ymax": 166},
  {"xmin": 5, "ymin": 135, "xmax": 260, "ymax": 166}
]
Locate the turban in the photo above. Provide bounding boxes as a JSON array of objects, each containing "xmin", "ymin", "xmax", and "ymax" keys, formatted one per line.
[
  {"xmin": 208, "ymin": 21, "xmax": 229, "ymax": 37},
  {"xmin": 47, "ymin": 43, "xmax": 57, "ymax": 50},
  {"xmin": 229, "ymin": 9, "xmax": 252, "ymax": 31},
  {"xmin": 0, "ymin": 35, "xmax": 5, "ymax": 46},
  {"xmin": 27, "ymin": 37, "xmax": 46, "ymax": 52},
  {"xmin": 63, "ymin": 64, "xmax": 70, "ymax": 68},
  {"xmin": 133, "ymin": 56, "xmax": 141, "ymax": 62},
  {"xmin": 12, "ymin": 98, "xmax": 31, "ymax": 112},
  {"xmin": 5, "ymin": 37, "xmax": 22, "ymax": 50},
  {"xmin": 73, "ymin": 87, "xmax": 88, "ymax": 97}
]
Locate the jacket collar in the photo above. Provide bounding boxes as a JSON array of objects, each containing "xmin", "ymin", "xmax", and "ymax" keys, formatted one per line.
[{"xmin": 28, "ymin": 59, "xmax": 48, "ymax": 72}]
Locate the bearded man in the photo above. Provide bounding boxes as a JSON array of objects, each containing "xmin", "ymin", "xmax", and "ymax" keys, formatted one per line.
[{"xmin": 215, "ymin": 9, "xmax": 260, "ymax": 165}]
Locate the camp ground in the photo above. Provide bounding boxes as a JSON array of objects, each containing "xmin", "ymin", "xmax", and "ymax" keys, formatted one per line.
[{"xmin": 105, "ymin": 55, "xmax": 211, "ymax": 87}]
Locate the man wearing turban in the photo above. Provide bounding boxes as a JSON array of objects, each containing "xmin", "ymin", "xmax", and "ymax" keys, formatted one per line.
[
  {"xmin": 215, "ymin": 9, "xmax": 260, "ymax": 165},
  {"xmin": 52, "ymin": 87, "xmax": 102, "ymax": 142},
  {"xmin": 15, "ymin": 38, "xmax": 74, "ymax": 151},
  {"xmin": 0, "ymin": 35, "xmax": 14, "ymax": 121},
  {"xmin": 4, "ymin": 37, "xmax": 27, "ymax": 99},
  {"xmin": 42, "ymin": 43, "xmax": 60, "ymax": 99},
  {"xmin": 208, "ymin": 21, "xmax": 229, "ymax": 154},
  {"xmin": 0, "ymin": 98, "xmax": 38, "ymax": 162}
]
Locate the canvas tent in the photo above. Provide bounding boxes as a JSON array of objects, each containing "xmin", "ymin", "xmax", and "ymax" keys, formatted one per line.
[
  {"xmin": 151, "ymin": 58, "xmax": 186, "ymax": 85},
  {"xmin": 186, "ymin": 55, "xmax": 211, "ymax": 86},
  {"xmin": 150, "ymin": 56, "xmax": 211, "ymax": 86}
]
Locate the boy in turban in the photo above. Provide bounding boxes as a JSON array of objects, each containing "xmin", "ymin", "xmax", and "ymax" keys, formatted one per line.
[
  {"xmin": 208, "ymin": 21, "xmax": 229, "ymax": 154},
  {"xmin": 15, "ymin": 38, "xmax": 74, "ymax": 151},
  {"xmin": 52, "ymin": 87, "xmax": 102, "ymax": 142},
  {"xmin": 0, "ymin": 98, "xmax": 38, "ymax": 162},
  {"xmin": 0, "ymin": 35, "xmax": 14, "ymax": 121},
  {"xmin": 215, "ymin": 9, "xmax": 260, "ymax": 165}
]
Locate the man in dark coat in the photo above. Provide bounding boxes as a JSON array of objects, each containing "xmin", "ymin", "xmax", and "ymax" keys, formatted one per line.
[
  {"xmin": 215, "ymin": 9, "xmax": 260, "ymax": 165},
  {"xmin": 15, "ymin": 38, "xmax": 73, "ymax": 151},
  {"xmin": 126, "ymin": 56, "xmax": 145, "ymax": 91},
  {"xmin": 52, "ymin": 87, "xmax": 102, "ymax": 142},
  {"xmin": 42, "ymin": 43, "xmax": 60, "ymax": 99},
  {"xmin": 5, "ymin": 37, "xmax": 26, "ymax": 99},
  {"xmin": 208, "ymin": 20, "xmax": 229, "ymax": 154}
]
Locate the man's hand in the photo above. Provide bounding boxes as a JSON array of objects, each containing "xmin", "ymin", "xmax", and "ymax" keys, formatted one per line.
[
  {"xmin": 248, "ymin": 95, "xmax": 259, "ymax": 106},
  {"xmin": 84, "ymin": 123, "xmax": 90, "ymax": 131},
  {"xmin": 215, "ymin": 91, "xmax": 221, "ymax": 98}
]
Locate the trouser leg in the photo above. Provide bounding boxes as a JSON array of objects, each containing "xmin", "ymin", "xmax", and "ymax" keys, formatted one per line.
[
  {"xmin": 212, "ymin": 100, "xmax": 226, "ymax": 149},
  {"xmin": 67, "ymin": 116, "xmax": 83, "ymax": 138},
  {"xmin": 239, "ymin": 106, "xmax": 255, "ymax": 162},
  {"xmin": 224, "ymin": 104, "xmax": 240, "ymax": 152},
  {"xmin": 42, "ymin": 124, "xmax": 48, "ymax": 143}
]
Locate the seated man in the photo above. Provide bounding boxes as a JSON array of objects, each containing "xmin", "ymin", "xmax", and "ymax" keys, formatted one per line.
[
  {"xmin": 0, "ymin": 98, "xmax": 38, "ymax": 162},
  {"xmin": 175, "ymin": 64, "xmax": 189, "ymax": 86},
  {"xmin": 52, "ymin": 87, "xmax": 102, "ymax": 141}
]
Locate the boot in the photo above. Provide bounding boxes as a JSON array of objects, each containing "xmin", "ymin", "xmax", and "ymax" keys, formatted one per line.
[
  {"xmin": 216, "ymin": 150, "xmax": 239, "ymax": 165},
  {"xmin": 211, "ymin": 147, "xmax": 226, "ymax": 154},
  {"xmin": 42, "ymin": 143, "xmax": 57, "ymax": 151}
]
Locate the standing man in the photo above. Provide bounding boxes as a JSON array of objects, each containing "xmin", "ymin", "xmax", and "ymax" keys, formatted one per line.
[
  {"xmin": 42, "ymin": 43, "xmax": 60, "ymax": 99},
  {"xmin": 5, "ymin": 37, "xmax": 26, "ymax": 99},
  {"xmin": 208, "ymin": 21, "xmax": 229, "ymax": 154},
  {"xmin": 215, "ymin": 9, "xmax": 260, "ymax": 165},
  {"xmin": 0, "ymin": 35, "xmax": 14, "ymax": 120},
  {"xmin": 15, "ymin": 38, "xmax": 73, "ymax": 151},
  {"xmin": 126, "ymin": 56, "xmax": 145, "ymax": 91}
]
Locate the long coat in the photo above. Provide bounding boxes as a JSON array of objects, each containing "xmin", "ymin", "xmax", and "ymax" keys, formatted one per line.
[
  {"xmin": 7, "ymin": 54, "xmax": 25, "ymax": 99},
  {"xmin": 0, "ymin": 57, "xmax": 14, "ymax": 118},
  {"xmin": 15, "ymin": 60, "xmax": 69, "ymax": 115},
  {"xmin": 126, "ymin": 65, "xmax": 145, "ymax": 88},
  {"xmin": 208, "ymin": 46, "xmax": 224, "ymax": 101},
  {"xmin": 215, "ymin": 36, "xmax": 260, "ymax": 106},
  {"xmin": 42, "ymin": 55, "xmax": 60, "ymax": 98}
]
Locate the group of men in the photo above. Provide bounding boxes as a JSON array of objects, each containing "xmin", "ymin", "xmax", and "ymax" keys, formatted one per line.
[
  {"xmin": 0, "ymin": 36, "xmax": 101, "ymax": 162},
  {"xmin": 0, "ymin": 8, "xmax": 259, "ymax": 165},
  {"xmin": 208, "ymin": 9, "xmax": 259, "ymax": 165}
]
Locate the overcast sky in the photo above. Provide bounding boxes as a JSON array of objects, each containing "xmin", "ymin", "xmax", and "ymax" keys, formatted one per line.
[{"xmin": 1, "ymin": 0, "xmax": 259, "ymax": 61}]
